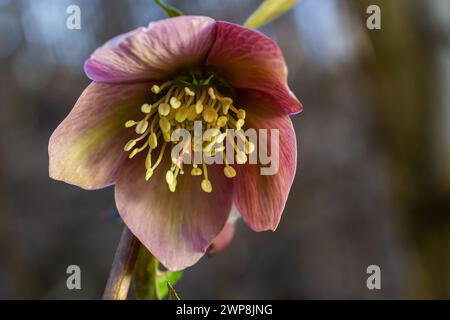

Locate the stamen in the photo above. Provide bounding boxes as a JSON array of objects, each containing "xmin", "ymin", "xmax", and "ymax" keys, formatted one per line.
[
  {"xmin": 125, "ymin": 120, "xmax": 137, "ymax": 128},
  {"xmin": 224, "ymin": 166, "xmax": 236, "ymax": 178},
  {"xmin": 158, "ymin": 103, "xmax": 171, "ymax": 116},
  {"xmin": 141, "ymin": 103, "xmax": 152, "ymax": 114},
  {"xmin": 191, "ymin": 167, "xmax": 202, "ymax": 176},
  {"xmin": 136, "ymin": 120, "xmax": 149, "ymax": 134},
  {"xmin": 123, "ymin": 79, "xmax": 250, "ymax": 193},
  {"xmin": 201, "ymin": 161, "xmax": 212, "ymax": 193},
  {"xmin": 184, "ymin": 87, "xmax": 195, "ymax": 96}
]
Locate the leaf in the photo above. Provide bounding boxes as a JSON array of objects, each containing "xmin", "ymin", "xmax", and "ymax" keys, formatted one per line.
[
  {"xmin": 134, "ymin": 246, "xmax": 183, "ymax": 300},
  {"xmin": 244, "ymin": 0, "xmax": 298, "ymax": 29},
  {"xmin": 167, "ymin": 282, "xmax": 180, "ymax": 300},
  {"xmin": 154, "ymin": 0, "xmax": 183, "ymax": 18},
  {"xmin": 157, "ymin": 270, "xmax": 183, "ymax": 299}
]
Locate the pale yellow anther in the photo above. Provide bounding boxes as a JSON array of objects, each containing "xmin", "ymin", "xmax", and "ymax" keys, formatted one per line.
[
  {"xmin": 175, "ymin": 107, "xmax": 188, "ymax": 123},
  {"xmin": 159, "ymin": 117, "xmax": 171, "ymax": 133},
  {"xmin": 124, "ymin": 140, "xmax": 137, "ymax": 151},
  {"xmin": 246, "ymin": 141, "xmax": 255, "ymax": 154},
  {"xmin": 145, "ymin": 168, "xmax": 154, "ymax": 181},
  {"xmin": 237, "ymin": 109, "xmax": 246, "ymax": 119},
  {"xmin": 217, "ymin": 116, "xmax": 228, "ymax": 127},
  {"xmin": 224, "ymin": 166, "xmax": 236, "ymax": 178},
  {"xmin": 149, "ymin": 132, "xmax": 158, "ymax": 149},
  {"xmin": 136, "ymin": 120, "xmax": 149, "ymax": 134},
  {"xmin": 163, "ymin": 131, "xmax": 171, "ymax": 142},
  {"xmin": 158, "ymin": 103, "xmax": 170, "ymax": 116},
  {"xmin": 141, "ymin": 103, "xmax": 152, "ymax": 114},
  {"xmin": 125, "ymin": 120, "xmax": 137, "ymax": 128},
  {"xmin": 203, "ymin": 107, "xmax": 216, "ymax": 123},
  {"xmin": 170, "ymin": 97, "xmax": 181, "ymax": 109},
  {"xmin": 187, "ymin": 106, "xmax": 198, "ymax": 121},
  {"xmin": 169, "ymin": 181, "xmax": 177, "ymax": 192},
  {"xmin": 201, "ymin": 179, "xmax": 212, "ymax": 193},
  {"xmin": 151, "ymin": 85, "xmax": 161, "ymax": 94},
  {"xmin": 184, "ymin": 87, "xmax": 195, "ymax": 96},
  {"xmin": 208, "ymin": 87, "xmax": 216, "ymax": 100},
  {"xmin": 216, "ymin": 132, "xmax": 227, "ymax": 144},
  {"xmin": 166, "ymin": 170, "xmax": 175, "ymax": 186},
  {"xmin": 236, "ymin": 119, "xmax": 245, "ymax": 130},
  {"xmin": 129, "ymin": 148, "xmax": 140, "ymax": 159},
  {"xmin": 125, "ymin": 82, "xmax": 248, "ymax": 193},
  {"xmin": 236, "ymin": 151, "xmax": 247, "ymax": 164},
  {"xmin": 222, "ymin": 104, "xmax": 230, "ymax": 115},
  {"xmin": 191, "ymin": 167, "xmax": 202, "ymax": 176},
  {"xmin": 195, "ymin": 100, "xmax": 203, "ymax": 114}
]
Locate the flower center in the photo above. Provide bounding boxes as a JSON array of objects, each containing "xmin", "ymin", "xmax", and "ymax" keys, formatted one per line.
[{"xmin": 123, "ymin": 75, "xmax": 254, "ymax": 193}]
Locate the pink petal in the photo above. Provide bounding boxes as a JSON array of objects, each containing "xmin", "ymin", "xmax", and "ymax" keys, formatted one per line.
[
  {"xmin": 49, "ymin": 82, "xmax": 151, "ymax": 190},
  {"xmin": 233, "ymin": 90, "xmax": 297, "ymax": 231},
  {"xmin": 206, "ymin": 21, "xmax": 302, "ymax": 115},
  {"xmin": 207, "ymin": 206, "xmax": 240, "ymax": 255},
  {"xmin": 114, "ymin": 155, "xmax": 234, "ymax": 271},
  {"xmin": 85, "ymin": 16, "xmax": 216, "ymax": 83},
  {"xmin": 207, "ymin": 221, "xmax": 236, "ymax": 255}
]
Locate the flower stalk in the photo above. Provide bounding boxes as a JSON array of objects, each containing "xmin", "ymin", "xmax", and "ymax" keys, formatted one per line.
[{"xmin": 103, "ymin": 226, "xmax": 141, "ymax": 300}]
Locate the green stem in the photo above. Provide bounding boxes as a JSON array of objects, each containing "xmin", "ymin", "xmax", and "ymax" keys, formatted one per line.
[{"xmin": 134, "ymin": 246, "xmax": 160, "ymax": 300}]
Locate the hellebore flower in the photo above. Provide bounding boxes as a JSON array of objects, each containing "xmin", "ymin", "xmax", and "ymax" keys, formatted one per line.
[{"xmin": 49, "ymin": 16, "xmax": 302, "ymax": 271}]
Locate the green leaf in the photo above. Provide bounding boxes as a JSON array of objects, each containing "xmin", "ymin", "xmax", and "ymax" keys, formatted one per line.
[
  {"xmin": 157, "ymin": 270, "xmax": 183, "ymax": 299},
  {"xmin": 244, "ymin": 0, "xmax": 298, "ymax": 29},
  {"xmin": 154, "ymin": 0, "xmax": 183, "ymax": 18},
  {"xmin": 167, "ymin": 282, "xmax": 181, "ymax": 300},
  {"xmin": 134, "ymin": 246, "xmax": 183, "ymax": 300}
]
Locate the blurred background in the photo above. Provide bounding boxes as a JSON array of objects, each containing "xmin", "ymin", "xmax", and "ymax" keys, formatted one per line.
[{"xmin": 1, "ymin": 0, "xmax": 450, "ymax": 299}]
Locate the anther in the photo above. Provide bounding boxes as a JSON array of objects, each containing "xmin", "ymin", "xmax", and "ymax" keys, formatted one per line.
[
  {"xmin": 236, "ymin": 119, "xmax": 245, "ymax": 130},
  {"xmin": 136, "ymin": 120, "xmax": 149, "ymax": 134},
  {"xmin": 149, "ymin": 132, "xmax": 158, "ymax": 149},
  {"xmin": 166, "ymin": 170, "xmax": 175, "ymax": 186},
  {"xmin": 125, "ymin": 120, "xmax": 137, "ymax": 128},
  {"xmin": 236, "ymin": 151, "xmax": 247, "ymax": 164},
  {"xmin": 158, "ymin": 103, "xmax": 170, "ymax": 116},
  {"xmin": 141, "ymin": 104, "xmax": 152, "ymax": 114},
  {"xmin": 175, "ymin": 106, "xmax": 188, "ymax": 123},
  {"xmin": 224, "ymin": 166, "xmax": 236, "ymax": 178},
  {"xmin": 170, "ymin": 97, "xmax": 181, "ymax": 109},
  {"xmin": 184, "ymin": 87, "xmax": 195, "ymax": 96},
  {"xmin": 203, "ymin": 107, "xmax": 217, "ymax": 123},
  {"xmin": 151, "ymin": 85, "xmax": 161, "ymax": 94},
  {"xmin": 201, "ymin": 179, "xmax": 212, "ymax": 193},
  {"xmin": 124, "ymin": 140, "xmax": 137, "ymax": 151},
  {"xmin": 237, "ymin": 109, "xmax": 246, "ymax": 119},
  {"xmin": 159, "ymin": 117, "xmax": 171, "ymax": 133},
  {"xmin": 246, "ymin": 141, "xmax": 255, "ymax": 154},
  {"xmin": 217, "ymin": 116, "xmax": 228, "ymax": 127},
  {"xmin": 191, "ymin": 167, "xmax": 202, "ymax": 176},
  {"xmin": 208, "ymin": 87, "xmax": 216, "ymax": 100},
  {"xmin": 195, "ymin": 100, "xmax": 204, "ymax": 114}
]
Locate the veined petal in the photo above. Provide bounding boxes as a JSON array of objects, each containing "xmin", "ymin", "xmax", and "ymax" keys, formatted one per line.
[
  {"xmin": 206, "ymin": 21, "xmax": 302, "ymax": 115},
  {"xmin": 49, "ymin": 82, "xmax": 151, "ymax": 190},
  {"xmin": 85, "ymin": 16, "xmax": 216, "ymax": 83},
  {"xmin": 233, "ymin": 90, "xmax": 297, "ymax": 231},
  {"xmin": 115, "ymin": 155, "xmax": 233, "ymax": 271},
  {"xmin": 208, "ymin": 206, "xmax": 240, "ymax": 255}
]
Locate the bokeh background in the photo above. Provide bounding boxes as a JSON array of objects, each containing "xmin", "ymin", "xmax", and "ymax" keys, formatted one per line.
[{"xmin": 1, "ymin": 0, "xmax": 450, "ymax": 299}]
